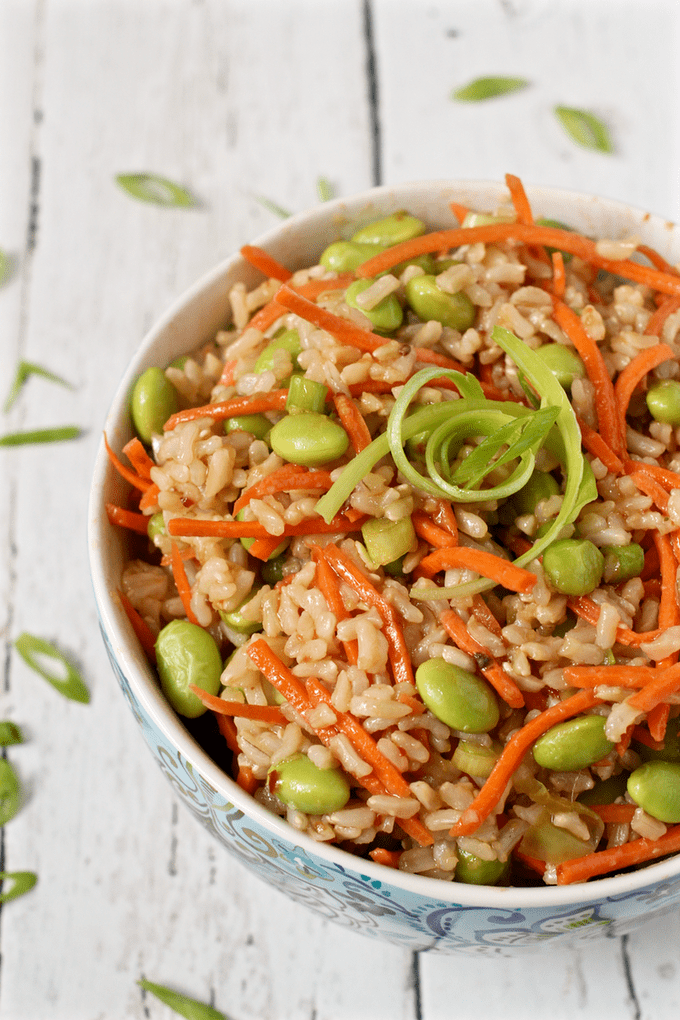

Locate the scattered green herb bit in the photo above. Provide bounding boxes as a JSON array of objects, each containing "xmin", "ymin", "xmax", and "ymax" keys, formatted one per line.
[
  {"xmin": 317, "ymin": 177, "xmax": 334, "ymax": 202},
  {"xmin": 0, "ymin": 870, "xmax": 37, "ymax": 903},
  {"xmin": 116, "ymin": 173, "xmax": 198, "ymax": 207},
  {"xmin": 0, "ymin": 759, "xmax": 21, "ymax": 827},
  {"xmin": 4, "ymin": 360, "xmax": 74, "ymax": 412},
  {"xmin": 0, "ymin": 426, "xmax": 81, "ymax": 447},
  {"xmin": 0, "ymin": 722, "xmax": 23, "ymax": 746},
  {"xmin": 252, "ymin": 194, "xmax": 292, "ymax": 219},
  {"xmin": 554, "ymin": 106, "xmax": 613, "ymax": 153},
  {"xmin": 452, "ymin": 76, "xmax": 529, "ymax": 102},
  {"xmin": 138, "ymin": 979, "xmax": 228, "ymax": 1020},
  {"xmin": 0, "ymin": 249, "xmax": 12, "ymax": 287},
  {"xmin": 14, "ymin": 633, "xmax": 89, "ymax": 704}
]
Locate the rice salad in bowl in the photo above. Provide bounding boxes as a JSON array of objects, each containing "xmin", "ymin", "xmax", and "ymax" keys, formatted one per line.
[{"xmin": 90, "ymin": 176, "xmax": 680, "ymax": 950}]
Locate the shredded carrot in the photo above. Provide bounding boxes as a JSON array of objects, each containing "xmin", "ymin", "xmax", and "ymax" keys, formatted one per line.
[
  {"xmin": 236, "ymin": 764, "xmax": 259, "ymax": 795},
  {"xmin": 139, "ymin": 483, "xmax": 160, "ymax": 511},
  {"xmin": 240, "ymin": 244, "xmax": 292, "ymax": 282},
  {"xmin": 273, "ymin": 284, "xmax": 383, "ymax": 353},
  {"xmin": 552, "ymin": 298, "xmax": 622, "ymax": 454},
  {"xmin": 248, "ymin": 535, "xmax": 285, "ymax": 561},
  {"xmin": 294, "ymin": 274, "xmax": 355, "ymax": 299},
  {"xmin": 627, "ymin": 663, "xmax": 680, "ymax": 715},
  {"xmin": 189, "ymin": 685, "xmax": 288, "ymax": 724},
  {"xmin": 590, "ymin": 804, "xmax": 636, "ymax": 824},
  {"xmin": 644, "ymin": 294, "xmax": 680, "ymax": 338},
  {"xmin": 369, "ymin": 848, "xmax": 401, "ymax": 868},
  {"xmin": 513, "ymin": 849, "xmax": 546, "ymax": 877},
  {"xmin": 164, "ymin": 389, "xmax": 289, "ymax": 430},
  {"xmin": 167, "ymin": 513, "xmax": 365, "ymax": 540},
  {"xmin": 215, "ymin": 713, "xmax": 240, "ymax": 756},
  {"xmin": 397, "ymin": 692, "xmax": 426, "ymax": 715},
  {"xmin": 627, "ymin": 459, "xmax": 680, "ymax": 493},
  {"xmin": 567, "ymin": 596, "xmax": 663, "ymax": 647},
  {"xmin": 411, "ymin": 510, "xmax": 458, "ymax": 549},
  {"xmin": 248, "ymin": 300, "xmax": 287, "ymax": 333},
  {"xmin": 104, "ymin": 433, "xmax": 153, "ymax": 492},
  {"xmin": 576, "ymin": 417, "xmax": 624, "ymax": 476},
  {"xmin": 627, "ymin": 467, "xmax": 670, "ymax": 514},
  {"xmin": 332, "ymin": 393, "xmax": 372, "ymax": 453},
  {"xmin": 556, "ymin": 823, "xmax": 680, "ymax": 885},
  {"xmin": 348, "ymin": 379, "xmax": 394, "ymax": 397},
  {"xmin": 412, "ymin": 347, "xmax": 467, "ymax": 373},
  {"xmin": 637, "ymin": 243, "xmax": 678, "ymax": 276},
  {"xmin": 615, "ymin": 727, "xmax": 633, "ymax": 759},
  {"xmin": 310, "ymin": 547, "xmax": 358, "ymax": 665},
  {"xmin": 440, "ymin": 609, "xmax": 524, "ymax": 709},
  {"xmin": 505, "ymin": 173, "xmax": 534, "ymax": 225},
  {"xmin": 631, "ymin": 724, "xmax": 665, "ymax": 750},
  {"xmin": 246, "ymin": 638, "xmax": 319, "ymax": 721},
  {"xmin": 614, "ymin": 343, "xmax": 675, "ymax": 452},
  {"xmin": 562, "ymin": 664, "xmax": 657, "ymax": 689},
  {"xmin": 118, "ymin": 590, "xmax": 157, "ymax": 661},
  {"xmin": 122, "ymin": 437, "xmax": 154, "ymax": 480},
  {"xmin": 219, "ymin": 359, "xmax": 237, "ymax": 386},
  {"xmin": 323, "ymin": 544, "xmax": 414, "ymax": 686},
  {"xmin": 471, "ymin": 594, "xmax": 504, "ymax": 639},
  {"xmin": 654, "ymin": 531, "xmax": 680, "ymax": 631},
  {"xmin": 170, "ymin": 542, "xmax": 200, "ymax": 626},
  {"xmin": 233, "ymin": 466, "xmax": 334, "ymax": 515},
  {"xmin": 416, "ymin": 547, "xmax": 537, "ymax": 594},
  {"xmin": 647, "ymin": 701, "xmax": 670, "ymax": 743},
  {"xmin": 106, "ymin": 503, "xmax": 150, "ymax": 534},
  {"xmin": 448, "ymin": 201, "xmax": 469, "ymax": 224},
  {"xmin": 449, "ymin": 689, "xmax": 602, "ymax": 838},
  {"xmin": 551, "ymin": 251, "xmax": 566, "ymax": 298}
]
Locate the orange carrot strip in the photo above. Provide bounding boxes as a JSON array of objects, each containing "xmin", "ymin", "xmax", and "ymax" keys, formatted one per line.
[
  {"xmin": 397, "ymin": 692, "xmax": 425, "ymax": 716},
  {"xmin": 246, "ymin": 638, "xmax": 318, "ymax": 718},
  {"xmin": 294, "ymin": 274, "xmax": 355, "ymax": 299},
  {"xmin": 614, "ymin": 343, "xmax": 675, "ymax": 451},
  {"xmin": 219, "ymin": 359, "xmax": 237, "ymax": 386},
  {"xmin": 590, "ymin": 804, "xmax": 636, "ymax": 824},
  {"xmin": 323, "ymin": 544, "xmax": 414, "ymax": 686},
  {"xmin": 448, "ymin": 201, "xmax": 469, "ymax": 224},
  {"xmin": 412, "ymin": 347, "xmax": 467, "ymax": 373},
  {"xmin": 647, "ymin": 702, "xmax": 670, "ymax": 743},
  {"xmin": 164, "ymin": 390, "xmax": 288, "ymax": 430},
  {"xmin": 551, "ymin": 251, "xmax": 565, "ymax": 298},
  {"xmin": 655, "ymin": 531, "xmax": 680, "ymax": 630},
  {"xmin": 440, "ymin": 609, "xmax": 524, "ymax": 709},
  {"xmin": 645, "ymin": 294, "xmax": 680, "ymax": 337},
  {"xmin": 274, "ymin": 284, "xmax": 383, "ymax": 353},
  {"xmin": 576, "ymin": 417, "xmax": 624, "ymax": 475},
  {"xmin": 627, "ymin": 467, "xmax": 670, "ymax": 514},
  {"xmin": 562, "ymin": 664, "xmax": 657, "ymax": 689},
  {"xmin": 567, "ymin": 596, "xmax": 663, "ymax": 647},
  {"xmin": 637, "ymin": 243, "xmax": 678, "ymax": 276},
  {"xmin": 248, "ymin": 300, "xmax": 287, "ymax": 333},
  {"xmin": 139, "ymin": 484, "xmax": 160, "ymax": 511},
  {"xmin": 310, "ymin": 547, "xmax": 358, "ymax": 665},
  {"xmin": 248, "ymin": 535, "xmax": 285, "ymax": 561},
  {"xmin": 189, "ymin": 685, "xmax": 288, "ymax": 724},
  {"xmin": 416, "ymin": 547, "xmax": 537, "ymax": 594},
  {"xmin": 556, "ymin": 823, "xmax": 680, "ymax": 885},
  {"xmin": 513, "ymin": 849, "xmax": 546, "ymax": 876},
  {"xmin": 628, "ymin": 459, "xmax": 680, "ymax": 493},
  {"xmin": 369, "ymin": 848, "xmax": 401, "ymax": 868},
  {"xmin": 118, "ymin": 590, "xmax": 157, "ymax": 661},
  {"xmin": 450, "ymin": 689, "xmax": 602, "ymax": 838},
  {"xmin": 505, "ymin": 173, "xmax": 534, "ymax": 225},
  {"xmin": 122, "ymin": 437, "xmax": 155, "ymax": 480},
  {"xmin": 332, "ymin": 393, "xmax": 372, "ymax": 453},
  {"xmin": 240, "ymin": 244, "xmax": 292, "ymax": 282},
  {"xmin": 471, "ymin": 594, "xmax": 504, "ymax": 639},
  {"xmin": 104, "ymin": 433, "xmax": 153, "ymax": 492},
  {"xmin": 615, "ymin": 727, "xmax": 633, "ymax": 759},
  {"xmin": 236, "ymin": 764, "xmax": 259, "ymax": 795},
  {"xmin": 216, "ymin": 713, "xmax": 240, "ymax": 756},
  {"xmin": 167, "ymin": 513, "xmax": 365, "ymax": 540},
  {"xmin": 627, "ymin": 663, "xmax": 680, "ymax": 715},
  {"xmin": 631, "ymin": 724, "xmax": 665, "ymax": 750},
  {"xmin": 348, "ymin": 379, "xmax": 395, "ymax": 397},
  {"xmin": 233, "ymin": 467, "xmax": 334, "ymax": 515},
  {"xmin": 106, "ymin": 503, "xmax": 150, "ymax": 534},
  {"xmin": 170, "ymin": 542, "xmax": 200, "ymax": 626},
  {"xmin": 411, "ymin": 510, "xmax": 458, "ymax": 549},
  {"xmin": 552, "ymin": 298, "xmax": 622, "ymax": 454}
]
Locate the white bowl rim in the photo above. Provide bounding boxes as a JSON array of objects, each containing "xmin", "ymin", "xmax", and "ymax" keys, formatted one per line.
[{"xmin": 89, "ymin": 178, "xmax": 680, "ymax": 912}]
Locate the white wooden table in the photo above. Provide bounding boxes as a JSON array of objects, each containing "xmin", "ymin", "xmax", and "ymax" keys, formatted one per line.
[{"xmin": 2, "ymin": 1, "xmax": 680, "ymax": 1016}]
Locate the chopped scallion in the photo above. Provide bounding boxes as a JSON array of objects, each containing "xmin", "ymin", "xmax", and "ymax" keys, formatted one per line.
[
  {"xmin": 0, "ymin": 426, "xmax": 81, "ymax": 447},
  {"xmin": 452, "ymin": 76, "xmax": 529, "ymax": 102},
  {"xmin": 554, "ymin": 106, "xmax": 613, "ymax": 154},
  {"xmin": 4, "ymin": 360, "xmax": 74, "ymax": 412},
  {"xmin": 317, "ymin": 177, "xmax": 334, "ymax": 202},
  {"xmin": 0, "ymin": 759, "xmax": 21, "ymax": 827},
  {"xmin": 138, "ymin": 979, "xmax": 227, "ymax": 1019},
  {"xmin": 0, "ymin": 722, "xmax": 23, "ymax": 747},
  {"xmin": 0, "ymin": 871, "xmax": 37, "ymax": 904},
  {"xmin": 116, "ymin": 173, "xmax": 198, "ymax": 207},
  {"xmin": 14, "ymin": 633, "xmax": 89, "ymax": 703},
  {"xmin": 252, "ymin": 194, "xmax": 292, "ymax": 219}
]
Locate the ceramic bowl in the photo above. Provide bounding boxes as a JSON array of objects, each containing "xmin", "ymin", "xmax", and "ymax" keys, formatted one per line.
[{"xmin": 88, "ymin": 180, "xmax": 680, "ymax": 955}]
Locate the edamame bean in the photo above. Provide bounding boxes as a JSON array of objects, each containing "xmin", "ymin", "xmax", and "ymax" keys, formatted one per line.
[
  {"xmin": 285, "ymin": 374, "xmax": 329, "ymax": 414},
  {"xmin": 415, "ymin": 659, "xmax": 499, "ymax": 733},
  {"xmin": 268, "ymin": 753, "xmax": 351, "ymax": 814},
  {"xmin": 345, "ymin": 279, "xmax": 403, "ymax": 332},
  {"xmin": 627, "ymin": 761, "xmax": 680, "ymax": 822},
  {"xmin": 155, "ymin": 620, "xmax": 223, "ymax": 719},
  {"xmin": 254, "ymin": 329, "xmax": 302, "ymax": 380},
  {"xmin": 646, "ymin": 379, "xmax": 680, "ymax": 426},
  {"xmin": 147, "ymin": 512, "xmax": 166, "ymax": 544},
  {"xmin": 532, "ymin": 714, "xmax": 614, "ymax": 771},
  {"xmin": 130, "ymin": 367, "xmax": 178, "ymax": 444},
  {"xmin": 362, "ymin": 516, "xmax": 415, "ymax": 567},
  {"xmin": 269, "ymin": 412, "xmax": 349, "ymax": 467},
  {"xmin": 455, "ymin": 848, "xmax": 508, "ymax": 886},
  {"xmin": 578, "ymin": 773, "xmax": 629, "ymax": 805},
  {"xmin": 512, "ymin": 469, "xmax": 560, "ymax": 516},
  {"xmin": 601, "ymin": 543, "xmax": 644, "ymax": 584},
  {"xmin": 351, "ymin": 211, "xmax": 426, "ymax": 247},
  {"xmin": 534, "ymin": 344, "xmax": 586, "ymax": 389},
  {"xmin": 542, "ymin": 538, "xmax": 604, "ymax": 596},
  {"xmin": 260, "ymin": 553, "xmax": 288, "ymax": 586},
  {"xmin": 636, "ymin": 716, "xmax": 680, "ymax": 763},
  {"xmin": 405, "ymin": 275, "xmax": 476, "ymax": 331},
  {"xmin": 519, "ymin": 820, "xmax": 591, "ymax": 864},
  {"xmin": 452, "ymin": 740, "xmax": 499, "ymax": 779},
  {"xmin": 319, "ymin": 241, "xmax": 386, "ymax": 273},
  {"xmin": 225, "ymin": 413, "xmax": 271, "ymax": 441},
  {"xmin": 219, "ymin": 588, "xmax": 263, "ymax": 635}
]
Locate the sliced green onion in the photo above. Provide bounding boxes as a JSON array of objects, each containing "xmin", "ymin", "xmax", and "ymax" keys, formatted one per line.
[
  {"xmin": 0, "ymin": 426, "xmax": 81, "ymax": 447},
  {"xmin": 14, "ymin": 633, "xmax": 89, "ymax": 703},
  {"xmin": 317, "ymin": 177, "xmax": 334, "ymax": 202},
  {"xmin": 4, "ymin": 360, "xmax": 74, "ymax": 412},
  {"xmin": 252, "ymin": 194, "xmax": 292, "ymax": 219},
  {"xmin": 116, "ymin": 173, "xmax": 197, "ymax": 207},
  {"xmin": 0, "ymin": 759, "xmax": 21, "ymax": 827},
  {"xmin": 0, "ymin": 722, "xmax": 23, "ymax": 746},
  {"xmin": 138, "ymin": 979, "xmax": 227, "ymax": 1019},
  {"xmin": 0, "ymin": 249, "xmax": 12, "ymax": 287},
  {"xmin": 362, "ymin": 516, "xmax": 415, "ymax": 567},
  {"xmin": 554, "ymin": 107, "xmax": 613, "ymax": 154},
  {"xmin": 0, "ymin": 870, "xmax": 37, "ymax": 903},
  {"xmin": 452, "ymin": 76, "xmax": 529, "ymax": 102},
  {"xmin": 450, "ymin": 405, "xmax": 560, "ymax": 489},
  {"xmin": 285, "ymin": 374, "xmax": 329, "ymax": 414}
]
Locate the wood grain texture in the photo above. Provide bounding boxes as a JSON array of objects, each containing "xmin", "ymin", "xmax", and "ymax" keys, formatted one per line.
[{"xmin": 1, "ymin": 0, "xmax": 680, "ymax": 1017}]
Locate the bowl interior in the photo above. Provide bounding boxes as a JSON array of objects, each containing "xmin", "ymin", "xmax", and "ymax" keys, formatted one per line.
[{"xmin": 89, "ymin": 179, "xmax": 680, "ymax": 911}]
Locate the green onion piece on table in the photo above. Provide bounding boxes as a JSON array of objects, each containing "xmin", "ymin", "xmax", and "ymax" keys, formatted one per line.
[
  {"xmin": 0, "ymin": 722, "xmax": 23, "ymax": 746},
  {"xmin": 14, "ymin": 633, "xmax": 89, "ymax": 703},
  {"xmin": 451, "ymin": 76, "xmax": 529, "ymax": 102},
  {"xmin": 0, "ymin": 426, "xmax": 81, "ymax": 447},
  {"xmin": 115, "ymin": 173, "xmax": 198, "ymax": 207},
  {"xmin": 252, "ymin": 194, "xmax": 292, "ymax": 219},
  {"xmin": 317, "ymin": 176, "xmax": 334, "ymax": 202},
  {"xmin": 0, "ymin": 249, "xmax": 11, "ymax": 287},
  {"xmin": 138, "ymin": 979, "xmax": 228, "ymax": 1020},
  {"xmin": 0, "ymin": 871, "xmax": 37, "ymax": 903},
  {"xmin": 0, "ymin": 759, "xmax": 21, "ymax": 827},
  {"xmin": 554, "ymin": 106, "xmax": 614, "ymax": 153},
  {"xmin": 4, "ymin": 360, "xmax": 74, "ymax": 412}
]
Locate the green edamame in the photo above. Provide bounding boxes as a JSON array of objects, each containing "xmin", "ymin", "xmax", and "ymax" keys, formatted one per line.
[
  {"xmin": 254, "ymin": 329, "xmax": 302, "ymax": 380},
  {"xmin": 345, "ymin": 279, "xmax": 403, "ymax": 333},
  {"xmin": 533, "ymin": 714, "xmax": 614, "ymax": 771},
  {"xmin": 362, "ymin": 516, "xmax": 415, "ymax": 567},
  {"xmin": 518, "ymin": 820, "xmax": 591, "ymax": 864},
  {"xmin": 578, "ymin": 773, "xmax": 629, "ymax": 805},
  {"xmin": 269, "ymin": 412, "xmax": 349, "ymax": 467},
  {"xmin": 147, "ymin": 512, "xmax": 166, "ymax": 543},
  {"xmin": 320, "ymin": 241, "xmax": 386, "ymax": 273},
  {"xmin": 646, "ymin": 379, "xmax": 680, "ymax": 426},
  {"xmin": 225, "ymin": 413, "xmax": 271, "ymax": 441},
  {"xmin": 351, "ymin": 211, "xmax": 426, "ymax": 247},
  {"xmin": 268, "ymin": 753, "xmax": 351, "ymax": 814},
  {"xmin": 534, "ymin": 344, "xmax": 586, "ymax": 389},
  {"xmin": 542, "ymin": 538, "xmax": 604, "ymax": 595},
  {"xmin": 130, "ymin": 367, "xmax": 178, "ymax": 444},
  {"xmin": 627, "ymin": 760, "xmax": 680, "ymax": 822},
  {"xmin": 601, "ymin": 543, "xmax": 644, "ymax": 584},
  {"xmin": 415, "ymin": 659, "xmax": 499, "ymax": 733},
  {"xmin": 455, "ymin": 848, "xmax": 508, "ymax": 886},
  {"xmin": 405, "ymin": 275, "xmax": 476, "ymax": 331},
  {"xmin": 155, "ymin": 619, "xmax": 223, "ymax": 719},
  {"xmin": 219, "ymin": 588, "xmax": 263, "ymax": 635},
  {"xmin": 260, "ymin": 553, "xmax": 288, "ymax": 586},
  {"xmin": 512, "ymin": 469, "xmax": 560, "ymax": 516}
]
